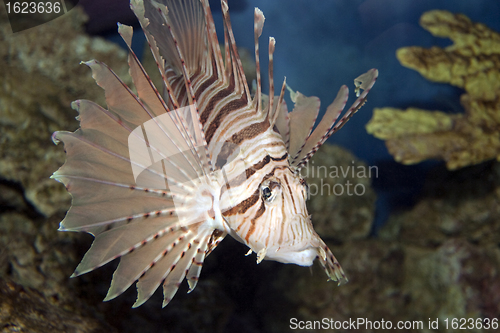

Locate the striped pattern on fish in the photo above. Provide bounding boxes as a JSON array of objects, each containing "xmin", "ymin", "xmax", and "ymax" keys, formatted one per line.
[{"xmin": 51, "ymin": 0, "xmax": 378, "ymax": 308}]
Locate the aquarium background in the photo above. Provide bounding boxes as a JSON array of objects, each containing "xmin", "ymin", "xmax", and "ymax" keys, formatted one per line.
[{"xmin": 1, "ymin": 0, "xmax": 500, "ymax": 332}]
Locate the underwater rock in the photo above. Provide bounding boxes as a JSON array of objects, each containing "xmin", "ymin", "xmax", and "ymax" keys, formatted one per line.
[
  {"xmin": 401, "ymin": 239, "xmax": 500, "ymax": 323},
  {"xmin": 377, "ymin": 161, "xmax": 500, "ymax": 329},
  {"xmin": 0, "ymin": 278, "xmax": 116, "ymax": 333},
  {"xmin": 380, "ymin": 161, "xmax": 500, "ymax": 247},
  {"xmin": 398, "ymin": 10, "xmax": 500, "ymax": 101},
  {"xmin": 0, "ymin": 7, "xmax": 130, "ymax": 217},
  {"xmin": 304, "ymin": 144, "xmax": 376, "ymax": 242},
  {"xmin": 0, "ymin": 182, "xmax": 27, "ymax": 213},
  {"xmin": 366, "ymin": 10, "xmax": 500, "ymax": 170},
  {"xmin": 0, "ymin": 210, "xmax": 116, "ymax": 331},
  {"xmin": 0, "ymin": 211, "xmax": 80, "ymax": 304}
]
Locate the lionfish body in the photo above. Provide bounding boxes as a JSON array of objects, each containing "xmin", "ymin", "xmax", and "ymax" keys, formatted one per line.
[{"xmin": 52, "ymin": 0, "xmax": 378, "ymax": 307}]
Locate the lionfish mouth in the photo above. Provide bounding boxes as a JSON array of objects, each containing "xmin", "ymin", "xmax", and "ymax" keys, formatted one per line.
[{"xmin": 51, "ymin": 0, "xmax": 375, "ymax": 308}]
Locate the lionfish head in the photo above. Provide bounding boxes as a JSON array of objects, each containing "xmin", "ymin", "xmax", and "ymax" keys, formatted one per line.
[
  {"xmin": 253, "ymin": 166, "xmax": 321, "ymax": 266},
  {"xmin": 232, "ymin": 57, "xmax": 378, "ymax": 284},
  {"xmin": 221, "ymin": 63, "xmax": 377, "ymax": 284}
]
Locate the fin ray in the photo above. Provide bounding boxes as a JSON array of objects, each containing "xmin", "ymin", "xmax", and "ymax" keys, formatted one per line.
[
  {"xmin": 132, "ymin": 226, "xmax": 200, "ymax": 307},
  {"xmin": 288, "ymin": 93, "xmax": 320, "ymax": 164},
  {"xmin": 103, "ymin": 225, "xmax": 185, "ymax": 302},
  {"xmin": 72, "ymin": 218, "xmax": 179, "ymax": 277}
]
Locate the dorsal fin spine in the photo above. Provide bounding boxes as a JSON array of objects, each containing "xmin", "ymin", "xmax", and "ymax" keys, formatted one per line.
[
  {"xmin": 253, "ymin": 8, "xmax": 265, "ymax": 115},
  {"xmin": 220, "ymin": 0, "xmax": 251, "ymax": 101},
  {"xmin": 267, "ymin": 37, "xmax": 275, "ymax": 126},
  {"xmin": 200, "ymin": 0, "xmax": 225, "ymax": 82}
]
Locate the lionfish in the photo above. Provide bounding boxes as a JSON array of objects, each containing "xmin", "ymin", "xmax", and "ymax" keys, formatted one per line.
[{"xmin": 52, "ymin": 0, "xmax": 378, "ymax": 308}]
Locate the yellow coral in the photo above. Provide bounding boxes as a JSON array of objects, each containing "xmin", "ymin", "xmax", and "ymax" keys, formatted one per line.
[{"xmin": 366, "ymin": 10, "xmax": 500, "ymax": 170}]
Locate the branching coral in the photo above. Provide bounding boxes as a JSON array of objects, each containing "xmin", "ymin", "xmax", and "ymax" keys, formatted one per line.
[{"xmin": 366, "ymin": 10, "xmax": 500, "ymax": 170}]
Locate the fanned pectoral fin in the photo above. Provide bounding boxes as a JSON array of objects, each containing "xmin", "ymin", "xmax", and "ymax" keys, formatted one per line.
[
  {"xmin": 54, "ymin": 40, "xmax": 220, "ymax": 308},
  {"xmin": 185, "ymin": 232, "xmax": 211, "ymax": 292},
  {"xmin": 72, "ymin": 217, "xmax": 177, "ymax": 277},
  {"xmin": 131, "ymin": 224, "xmax": 217, "ymax": 308},
  {"xmin": 100, "ymin": 222, "xmax": 221, "ymax": 308},
  {"xmin": 103, "ymin": 225, "xmax": 183, "ymax": 301}
]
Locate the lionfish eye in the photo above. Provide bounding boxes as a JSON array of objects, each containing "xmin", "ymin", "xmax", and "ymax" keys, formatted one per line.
[
  {"xmin": 262, "ymin": 186, "xmax": 272, "ymax": 200},
  {"xmin": 260, "ymin": 180, "xmax": 280, "ymax": 202}
]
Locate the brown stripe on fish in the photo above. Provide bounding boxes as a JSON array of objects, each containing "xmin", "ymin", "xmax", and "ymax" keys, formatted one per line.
[
  {"xmin": 261, "ymin": 165, "xmax": 286, "ymax": 183},
  {"xmin": 221, "ymin": 166, "xmax": 287, "ymax": 223},
  {"xmin": 199, "ymin": 73, "xmax": 236, "ymax": 125},
  {"xmin": 222, "ymin": 188, "xmax": 260, "ymax": 217},
  {"xmin": 219, "ymin": 154, "xmax": 272, "ymax": 197},
  {"xmin": 219, "ymin": 170, "xmax": 246, "ymax": 196},
  {"xmin": 193, "ymin": 58, "xmax": 219, "ymax": 101},
  {"xmin": 245, "ymin": 141, "xmax": 288, "ymax": 160},
  {"xmin": 245, "ymin": 201, "xmax": 266, "ymax": 243},
  {"xmin": 277, "ymin": 189, "xmax": 286, "ymax": 245},
  {"xmin": 282, "ymin": 173, "xmax": 297, "ymax": 214},
  {"xmin": 205, "ymin": 95, "xmax": 248, "ymax": 144},
  {"xmin": 229, "ymin": 116, "xmax": 270, "ymax": 145},
  {"xmin": 220, "ymin": 152, "xmax": 288, "ymax": 198}
]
